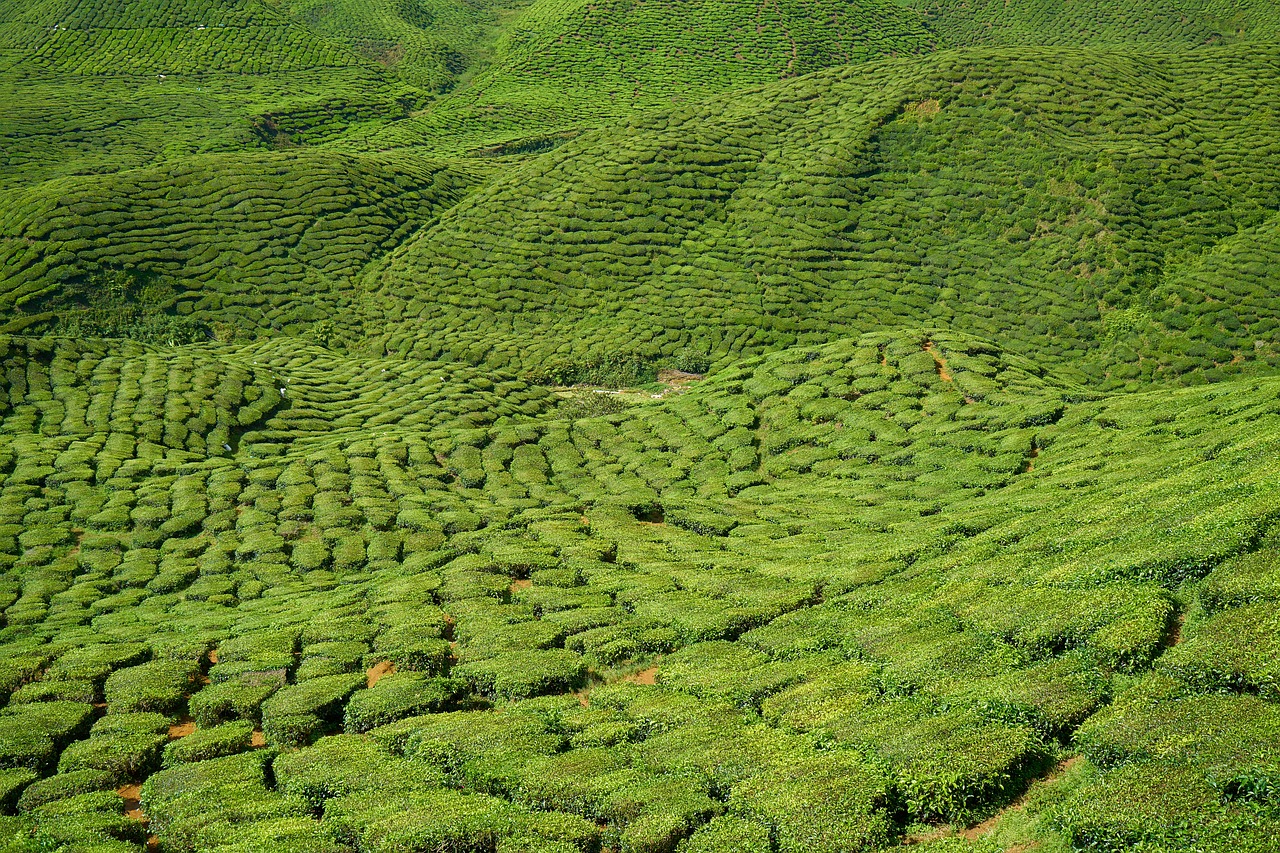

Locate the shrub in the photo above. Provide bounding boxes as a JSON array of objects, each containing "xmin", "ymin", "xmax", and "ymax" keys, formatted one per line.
[
  {"xmin": 730, "ymin": 752, "xmax": 893, "ymax": 853},
  {"xmin": 162, "ymin": 721, "xmax": 255, "ymax": 767},
  {"xmin": 103, "ymin": 659, "xmax": 198, "ymax": 714},
  {"xmin": 343, "ymin": 674, "xmax": 467, "ymax": 733},
  {"xmin": 0, "ymin": 767, "xmax": 37, "ymax": 812},
  {"xmin": 0, "ymin": 722, "xmax": 54, "ymax": 773},
  {"xmin": 260, "ymin": 673, "xmax": 363, "ymax": 747},
  {"xmin": 57, "ymin": 730, "xmax": 167, "ymax": 784},
  {"xmin": 44, "ymin": 643, "xmax": 148, "ymax": 687},
  {"xmin": 371, "ymin": 632, "xmax": 453, "ymax": 674},
  {"xmin": 680, "ymin": 814, "xmax": 772, "ymax": 853},
  {"xmin": 25, "ymin": 791, "xmax": 147, "ymax": 848},
  {"xmin": 454, "ymin": 649, "xmax": 587, "ymax": 701},
  {"xmin": 16, "ymin": 770, "xmax": 112, "ymax": 813},
  {"xmin": 142, "ymin": 751, "xmax": 313, "ymax": 851},
  {"xmin": 273, "ymin": 734, "xmax": 446, "ymax": 808},
  {"xmin": 325, "ymin": 788, "xmax": 520, "ymax": 853}
]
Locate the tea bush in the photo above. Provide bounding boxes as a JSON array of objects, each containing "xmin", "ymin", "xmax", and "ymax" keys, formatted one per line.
[{"xmin": 2, "ymin": 3, "xmax": 1280, "ymax": 848}]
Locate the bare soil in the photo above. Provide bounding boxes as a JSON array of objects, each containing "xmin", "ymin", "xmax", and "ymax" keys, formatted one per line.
[
  {"xmin": 923, "ymin": 341, "xmax": 954, "ymax": 382},
  {"xmin": 117, "ymin": 784, "xmax": 145, "ymax": 821},
  {"xmin": 621, "ymin": 666, "xmax": 659, "ymax": 685},
  {"xmin": 168, "ymin": 716, "xmax": 196, "ymax": 739},
  {"xmin": 367, "ymin": 660, "xmax": 395, "ymax": 688}
]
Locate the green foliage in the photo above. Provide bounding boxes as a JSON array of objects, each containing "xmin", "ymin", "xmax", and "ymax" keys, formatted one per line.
[
  {"xmin": 162, "ymin": 721, "xmax": 255, "ymax": 767},
  {"xmin": 16, "ymin": 770, "xmax": 113, "ymax": 813},
  {"xmin": 273, "ymin": 733, "xmax": 446, "ymax": 807},
  {"xmin": 3, "ymin": 3, "xmax": 1280, "ymax": 851},
  {"xmin": 343, "ymin": 674, "xmax": 466, "ymax": 732}
]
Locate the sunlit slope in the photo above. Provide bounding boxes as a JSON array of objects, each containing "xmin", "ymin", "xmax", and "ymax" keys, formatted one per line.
[
  {"xmin": 345, "ymin": 0, "xmax": 936, "ymax": 154},
  {"xmin": 361, "ymin": 45, "xmax": 1280, "ymax": 388},
  {"xmin": 262, "ymin": 0, "xmax": 532, "ymax": 92},
  {"xmin": 0, "ymin": 0, "xmax": 365, "ymax": 75},
  {"xmin": 916, "ymin": 0, "xmax": 1280, "ymax": 48},
  {"xmin": 1, "ymin": 331, "xmax": 1279, "ymax": 849},
  {"xmin": 0, "ymin": 0, "xmax": 415, "ymax": 190},
  {"xmin": 0, "ymin": 151, "xmax": 482, "ymax": 342},
  {"xmin": 340, "ymin": 0, "xmax": 1280, "ymax": 155}
]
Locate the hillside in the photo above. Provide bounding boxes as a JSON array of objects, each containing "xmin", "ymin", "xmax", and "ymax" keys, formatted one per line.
[
  {"xmin": 363, "ymin": 45, "xmax": 1280, "ymax": 387},
  {"xmin": 2, "ymin": 0, "xmax": 1280, "ymax": 852},
  {"xmin": 0, "ymin": 331, "xmax": 1279, "ymax": 852}
]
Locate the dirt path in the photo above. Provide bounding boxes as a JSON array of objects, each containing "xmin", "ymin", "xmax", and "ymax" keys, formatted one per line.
[
  {"xmin": 922, "ymin": 341, "xmax": 953, "ymax": 382},
  {"xmin": 1024, "ymin": 442, "xmax": 1040, "ymax": 473},
  {"xmin": 117, "ymin": 784, "xmax": 144, "ymax": 820},
  {"xmin": 168, "ymin": 716, "xmax": 195, "ymax": 739},
  {"xmin": 510, "ymin": 579, "xmax": 532, "ymax": 593},
  {"xmin": 118, "ymin": 784, "xmax": 159, "ymax": 850},
  {"xmin": 655, "ymin": 369, "xmax": 703, "ymax": 394},
  {"xmin": 575, "ymin": 661, "xmax": 660, "ymax": 706},
  {"xmin": 366, "ymin": 660, "xmax": 395, "ymax": 688},
  {"xmin": 1168, "ymin": 609, "xmax": 1187, "ymax": 647}
]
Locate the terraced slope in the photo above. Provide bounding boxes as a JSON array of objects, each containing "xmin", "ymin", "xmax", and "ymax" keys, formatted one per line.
[
  {"xmin": 362, "ymin": 45, "xmax": 1280, "ymax": 388},
  {"xmin": 349, "ymin": 0, "xmax": 936, "ymax": 154},
  {"xmin": 0, "ymin": 0, "xmax": 416, "ymax": 191},
  {"xmin": 4, "ymin": 0, "xmax": 1280, "ymax": 851},
  {"xmin": 0, "ymin": 151, "xmax": 482, "ymax": 341},
  {"xmin": 916, "ymin": 0, "xmax": 1280, "ymax": 48},
  {"xmin": 0, "ymin": 331, "xmax": 1278, "ymax": 851},
  {"xmin": 264, "ymin": 0, "xmax": 531, "ymax": 92}
]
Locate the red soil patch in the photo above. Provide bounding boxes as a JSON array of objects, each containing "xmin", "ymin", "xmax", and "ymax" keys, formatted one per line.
[
  {"xmin": 168, "ymin": 717, "xmax": 196, "ymax": 739},
  {"xmin": 622, "ymin": 666, "xmax": 659, "ymax": 685},
  {"xmin": 117, "ymin": 784, "xmax": 145, "ymax": 821},
  {"xmin": 251, "ymin": 729, "xmax": 266, "ymax": 748},
  {"xmin": 922, "ymin": 341, "xmax": 953, "ymax": 382},
  {"xmin": 208, "ymin": 649, "xmax": 219, "ymax": 664},
  {"xmin": 510, "ymin": 579, "xmax": 532, "ymax": 593},
  {"xmin": 367, "ymin": 660, "xmax": 395, "ymax": 688},
  {"xmin": 1169, "ymin": 610, "xmax": 1187, "ymax": 647},
  {"xmin": 1024, "ymin": 444, "xmax": 1040, "ymax": 473}
]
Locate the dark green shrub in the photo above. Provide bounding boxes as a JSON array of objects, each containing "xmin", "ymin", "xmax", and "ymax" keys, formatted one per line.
[
  {"xmin": 0, "ymin": 767, "xmax": 37, "ymax": 812},
  {"xmin": 730, "ymin": 752, "xmax": 893, "ymax": 853},
  {"xmin": 325, "ymin": 788, "xmax": 519, "ymax": 853},
  {"xmin": 260, "ymin": 673, "xmax": 363, "ymax": 747},
  {"xmin": 454, "ymin": 650, "xmax": 587, "ymax": 701},
  {"xmin": 45, "ymin": 643, "xmax": 148, "ymax": 687},
  {"xmin": 57, "ymin": 727, "xmax": 167, "ymax": 784},
  {"xmin": 273, "ymin": 734, "xmax": 446, "ymax": 808}
]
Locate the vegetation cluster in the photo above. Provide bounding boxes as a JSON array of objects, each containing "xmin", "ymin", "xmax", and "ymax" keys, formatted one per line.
[{"xmin": 1, "ymin": 0, "xmax": 1280, "ymax": 851}]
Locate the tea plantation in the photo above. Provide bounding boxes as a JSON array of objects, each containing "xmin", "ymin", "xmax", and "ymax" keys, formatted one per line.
[{"xmin": 3, "ymin": 0, "xmax": 1280, "ymax": 851}]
